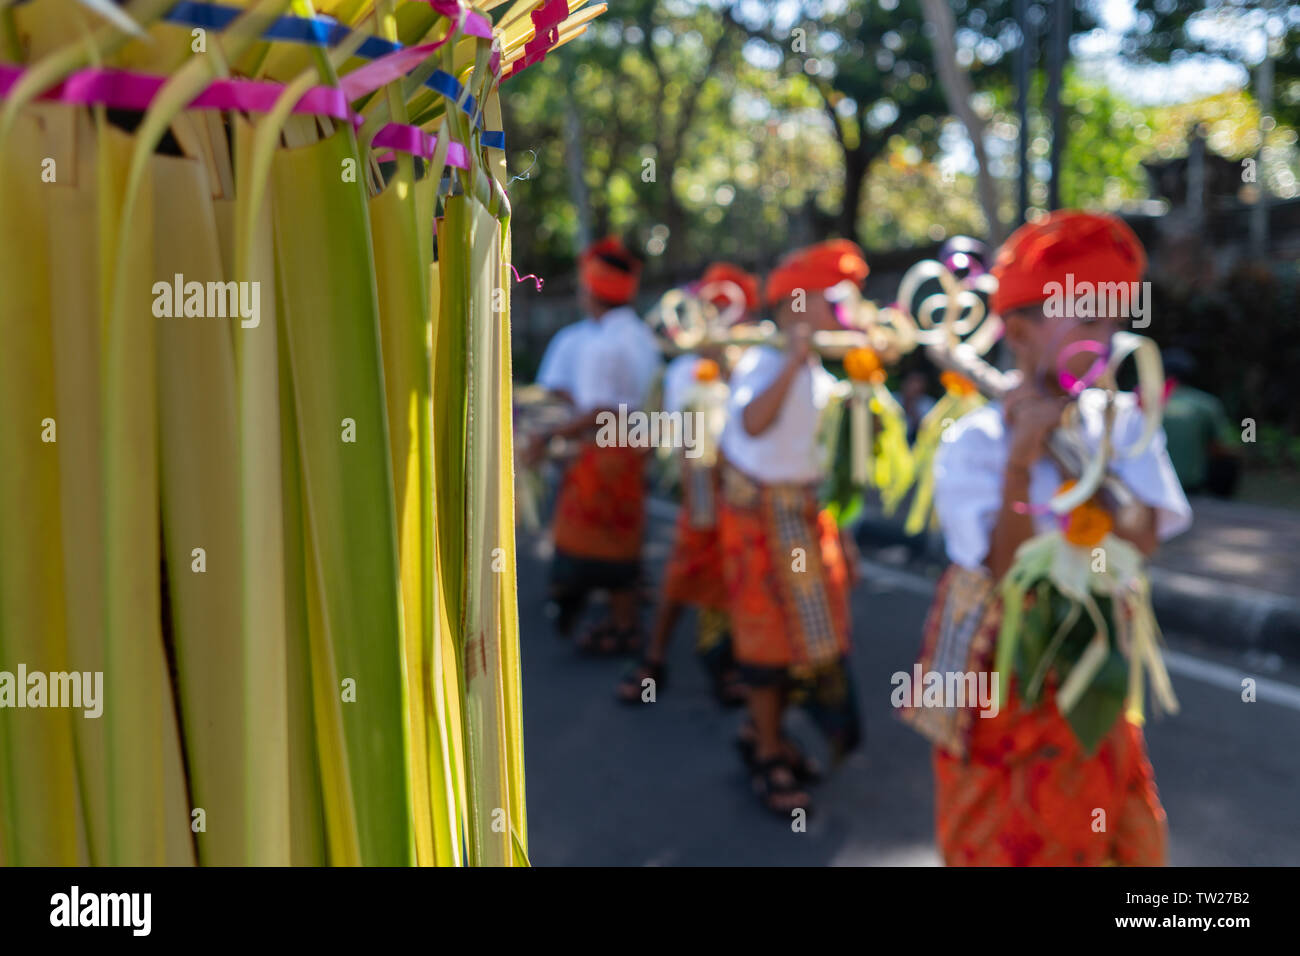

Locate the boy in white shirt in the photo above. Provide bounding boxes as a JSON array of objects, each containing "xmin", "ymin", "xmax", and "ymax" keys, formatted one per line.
[
  {"xmin": 902, "ymin": 211, "xmax": 1191, "ymax": 865},
  {"xmin": 717, "ymin": 240, "xmax": 868, "ymax": 816},
  {"xmin": 534, "ymin": 316, "xmax": 596, "ymax": 404},
  {"xmin": 525, "ymin": 238, "xmax": 661, "ymax": 652}
]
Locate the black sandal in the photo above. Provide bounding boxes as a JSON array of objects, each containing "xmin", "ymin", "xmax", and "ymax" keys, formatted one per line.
[
  {"xmin": 751, "ymin": 756, "xmax": 811, "ymax": 817},
  {"xmin": 735, "ymin": 724, "xmax": 822, "ymax": 784},
  {"xmin": 713, "ymin": 669, "xmax": 748, "ymax": 708},
  {"xmin": 616, "ymin": 659, "xmax": 666, "ymax": 704},
  {"xmin": 575, "ymin": 620, "xmax": 620, "ymax": 657},
  {"xmin": 547, "ymin": 592, "xmax": 586, "ymax": 638},
  {"xmin": 617, "ymin": 627, "xmax": 644, "ymax": 656}
]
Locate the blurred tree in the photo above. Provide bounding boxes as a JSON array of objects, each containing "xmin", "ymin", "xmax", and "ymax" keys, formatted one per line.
[
  {"xmin": 503, "ymin": 0, "xmax": 840, "ymax": 277},
  {"xmin": 1126, "ymin": 0, "xmax": 1300, "ymax": 129},
  {"xmin": 724, "ymin": 1, "xmax": 1110, "ymax": 242},
  {"xmin": 501, "ymin": 0, "xmax": 1296, "ymax": 284}
]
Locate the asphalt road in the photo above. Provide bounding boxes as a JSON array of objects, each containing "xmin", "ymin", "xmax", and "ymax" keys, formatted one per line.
[{"xmin": 517, "ymin": 506, "xmax": 1300, "ymax": 866}]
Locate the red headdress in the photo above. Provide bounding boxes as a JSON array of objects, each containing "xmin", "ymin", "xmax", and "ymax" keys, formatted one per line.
[
  {"xmin": 991, "ymin": 211, "xmax": 1147, "ymax": 315},
  {"xmin": 579, "ymin": 236, "xmax": 642, "ymax": 306},
  {"xmin": 764, "ymin": 239, "xmax": 869, "ymax": 305}
]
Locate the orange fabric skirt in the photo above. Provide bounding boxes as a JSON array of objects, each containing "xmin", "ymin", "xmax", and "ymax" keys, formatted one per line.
[
  {"xmin": 552, "ymin": 442, "xmax": 646, "ymax": 564},
  {"xmin": 903, "ymin": 565, "xmax": 1167, "ymax": 866},
  {"xmin": 717, "ymin": 467, "xmax": 850, "ymax": 671},
  {"xmin": 934, "ymin": 698, "xmax": 1167, "ymax": 866},
  {"xmin": 661, "ymin": 463, "xmax": 727, "ymax": 609},
  {"xmin": 662, "ymin": 514, "xmax": 728, "ymax": 608}
]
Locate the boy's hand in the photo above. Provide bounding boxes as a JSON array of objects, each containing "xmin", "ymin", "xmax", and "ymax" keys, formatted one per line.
[
  {"xmin": 1004, "ymin": 385, "xmax": 1068, "ymax": 469},
  {"xmin": 786, "ymin": 322, "xmax": 813, "ymax": 366}
]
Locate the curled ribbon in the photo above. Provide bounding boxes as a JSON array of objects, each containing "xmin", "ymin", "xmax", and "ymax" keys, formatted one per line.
[
  {"xmin": 508, "ymin": 263, "xmax": 544, "ymax": 291},
  {"xmin": 1055, "ymin": 339, "xmax": 1110, "ymax": 396}
]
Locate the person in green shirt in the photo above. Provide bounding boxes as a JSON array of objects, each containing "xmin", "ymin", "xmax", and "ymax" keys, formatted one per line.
[{"xmin": 1161, "ymin": 348, "xmax": 1237, "ymax": 496}]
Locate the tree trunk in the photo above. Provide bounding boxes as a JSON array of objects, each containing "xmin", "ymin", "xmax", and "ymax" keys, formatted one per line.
[
  {"xmin": 920, "ymin": 0, "xmax": 1007, "ymax": 246},
  {"xmin": 838, "ymin": 146, "xmax": 869, "ymax": 243},
  {"xmin": 564, "ymin": 100, "xmax": 592, "ymax": 253}
]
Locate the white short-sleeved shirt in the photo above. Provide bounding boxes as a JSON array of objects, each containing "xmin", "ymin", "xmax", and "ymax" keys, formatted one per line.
[
  {"xmin": 662, "ymin": 354, "xmax": 702, "ymax": 415},
  {"xmin": 536, "ymin": 317, "xmax": 597, "ymax": 395},
  {"xmin": 572, "ymin": 307, "xmax": 662, "ymax": 413},
  {"xmin": 719, "ymin": 346, "xmax": 839, "ymax": 484},
  {"xmin": 933, "ymin": 389, "xmax": 1193, "ymax": 570}
]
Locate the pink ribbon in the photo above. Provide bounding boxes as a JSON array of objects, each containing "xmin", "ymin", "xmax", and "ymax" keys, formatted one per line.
[
  {"xmin": 426, "ymin": 0, "xmax": 494, "ymax": 40},
  {"xmin": 0, "ymin": 64, "xmax": 361, "ymax": 126},
  {"xmin": 1, "ymin": 5, "xmax": 489, "ymax": 123},
  {"xmin": 508, "ymin": 263, "xmax": 544, "ymax": 291},
  {"xmin": 508, "ymin": 0, "xmax": 567, "ymax": 77},
  {"xmin": 338, "ymin": 40, "xmax": 451, "ymax": 102},
  {"xmin": 0, "ymin": 64, "xmax": 477, "ymax": 171},
  {"xmin": 372, "ymin": 122, "xmax": 470, "ymax": 169}
]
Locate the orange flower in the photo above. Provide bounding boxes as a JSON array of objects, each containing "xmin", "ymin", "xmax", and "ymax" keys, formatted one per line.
[
  {"xmin": 1057, "ymin": 480, "xmax": 1114, "ymax": 548},
  {"xmin": 940, "ymin": 370, "xmax": 978, "ymax": 397},
  {"xmin": 694, "ymin": 358, "xmax": 721, "ymax": 383},
  {"xmin": 844, "ymin": 347, "xmax": 885, "ymax": 384}
]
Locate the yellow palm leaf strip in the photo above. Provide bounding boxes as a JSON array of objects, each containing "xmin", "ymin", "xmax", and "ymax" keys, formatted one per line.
[
  {"xmin": 271, "ymin": 125, "xmax": 414, "ymax": 865},
  {"xmin": 277, "ymin": 295, "xmax": 351, "ymax": 865},
  {"xmin": 152, "ymin": 150, "xmax": 254, "ymax": 864},
  {"xmin": 46, "ymin": 108, "xmax": 110, "ymax": 865},
  {"xmin": 433, "ymin": 198, "xmax": 471, "ymax": 633},
  {"xmin": 228, "ymin": 9, "xmax": 372, "ymax": 856},
  {"xmin": 484, "ymin": 85, "xmax": 528, "ymax": 857},
  {"xmin": 406, "ymin": 174, "xmax": 462, "ymax": 866},
  {"xmin": 427, "ymin": 259, "xmax": 467, "ymax": 866},
  {"xmin": 98, "ymin": 117, "xmax": 193, "ymax": 864},
  {"xmin": 495, "ymin": 227, "xmax": 529, "ymax": 860},
  {"xmin": 0, "ymin": 107, "xmax": 83, "ymax": 865},
  {"xmin": 462, "ymin": 199, "xmax": 514, "ymax": 866},
  {"xmin": 434, "ymin": 198, "xmax": 476, "ymax": 857},
  {"xmin": 500, "ymin": 3, "xmax": 603, "ymax": 58},
  {"xmin": 229, "ymin": 109, "xmax": 305, "ymax": 865},
  {"xmin": 368, "ymin": 90, "xmax": 439, "ymax": 864},
  {"xmin": 368, "ymin": 0, "xmax": 444, "ymax": 866}
]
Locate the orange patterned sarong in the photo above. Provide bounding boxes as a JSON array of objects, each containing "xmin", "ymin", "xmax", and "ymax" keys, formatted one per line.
[
  {"xmin": 717, "ymin": 465, "xmax": 850, "ymax": 671},
  {"xmin": 552, "ymin": 442, "xmax": 646, "ymax": 563},
  {"xmin": 661, "ymin": 461, "xmax": 727, "ymax": 609},
  {"xmin": 910, "ymin": 568, "xmax": 1168, "ymax": 866},
  {"xmin": 934, "ymin": 699, "xmax": 1167, "ymax": 866}
]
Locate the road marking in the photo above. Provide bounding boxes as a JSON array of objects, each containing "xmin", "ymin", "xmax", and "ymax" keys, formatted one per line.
[
  {"xmin": 1163, "ymin": 649, "xmax": 1300, "ymax": 712},
  {"xmin": 649, "ymin": 497, "xmax": 1300, "ymax": 709},
  {"xmin": 859, "ymin": 560, "xmax": 1300, "ymax": 712}
]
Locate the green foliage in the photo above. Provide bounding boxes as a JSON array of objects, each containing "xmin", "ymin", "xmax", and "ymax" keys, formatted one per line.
[
  {"xmin": 1127, "ymin": 0, "xmax": 1300, "ymax": 131},
  {"xmin": 1016, "ymin": 583, "xmax": 1125, "ymax": 755}
]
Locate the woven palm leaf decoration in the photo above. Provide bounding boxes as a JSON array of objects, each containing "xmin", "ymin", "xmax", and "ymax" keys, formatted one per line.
[{"xmin": 0, "ymin": 0, "xmax": 605, "ymax": 867}]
